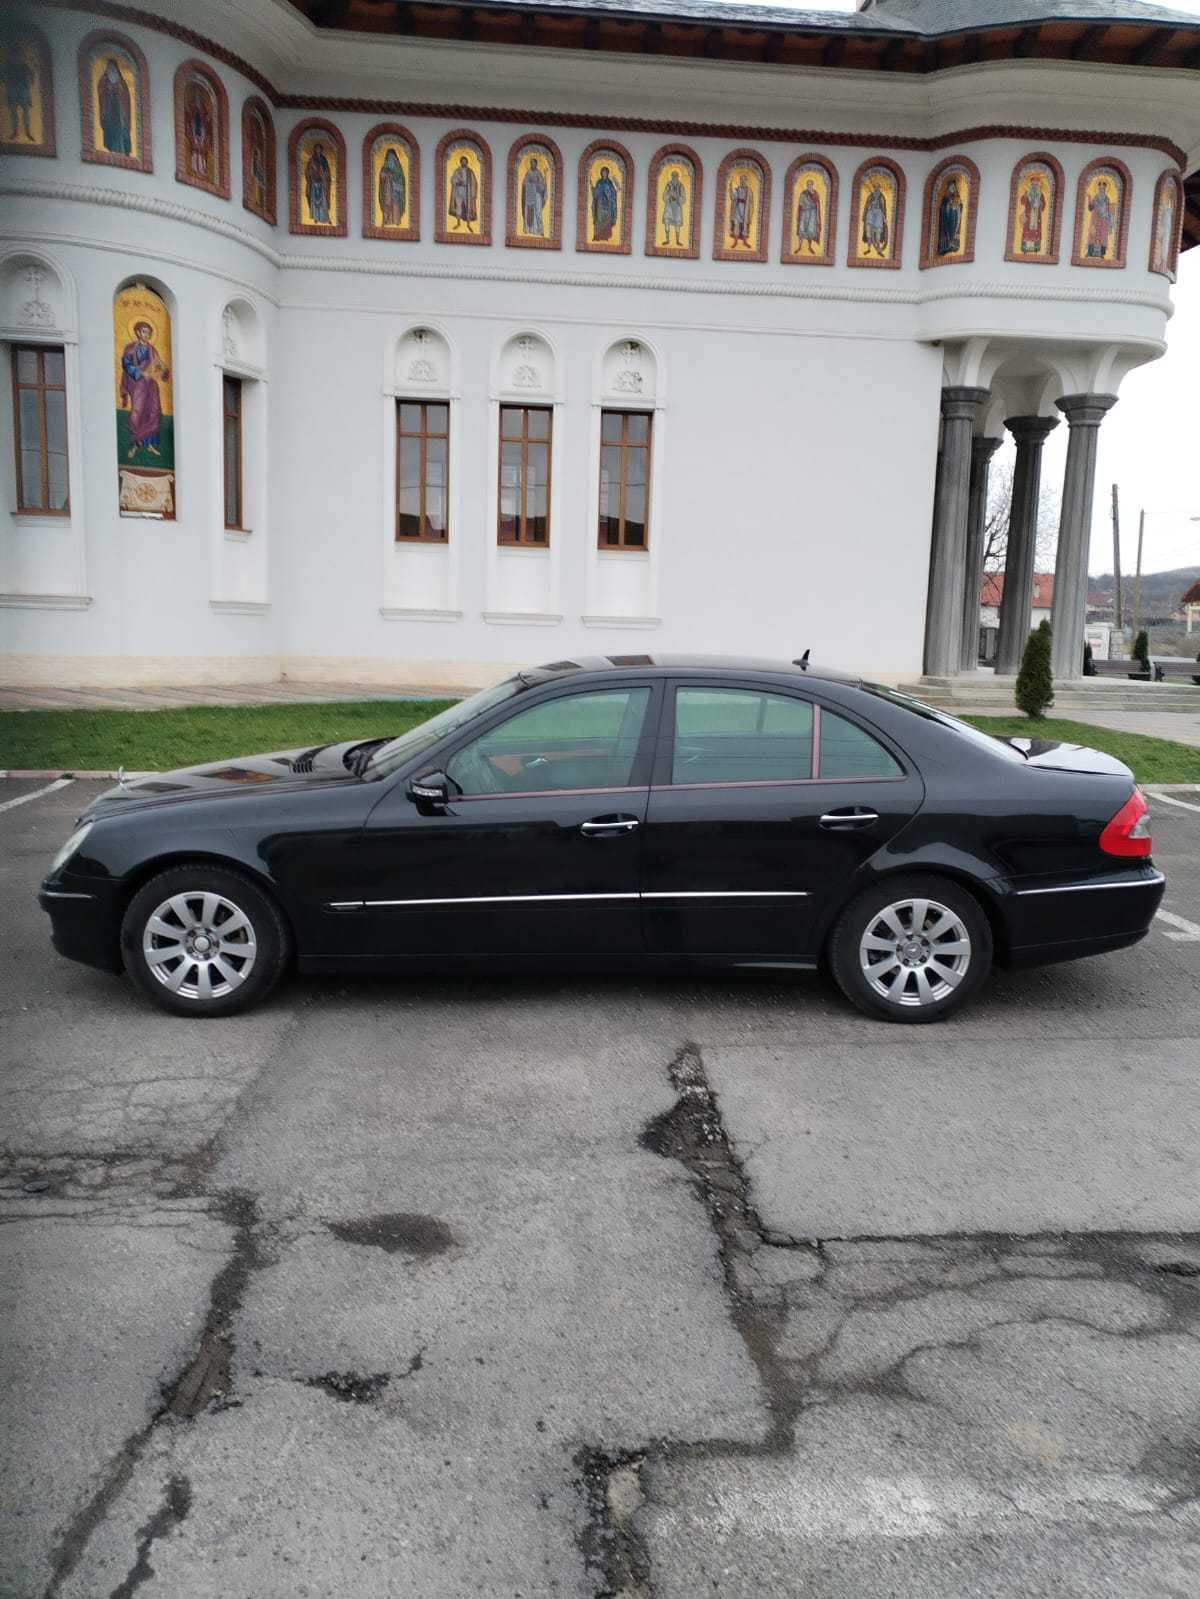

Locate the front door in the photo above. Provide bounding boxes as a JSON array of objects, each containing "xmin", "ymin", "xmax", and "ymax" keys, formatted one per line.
[
  {"xmin": 641, "ymin": 683, "xmax": 924, "ymax": 960},
  {"xmin": 357, "ymin": 683, "xmax": 657, "ymax": 958}
]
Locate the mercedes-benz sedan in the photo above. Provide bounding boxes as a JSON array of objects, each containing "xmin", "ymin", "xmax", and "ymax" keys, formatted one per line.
[{"xmin": 39, "ymin": 657, "xmax": 1165, "ymax": 1022}]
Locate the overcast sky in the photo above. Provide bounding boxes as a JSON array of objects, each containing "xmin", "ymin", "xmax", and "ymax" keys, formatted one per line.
[{"xmin": 715, "ymin": 0, "xmax": 1200, "ymax": 575}]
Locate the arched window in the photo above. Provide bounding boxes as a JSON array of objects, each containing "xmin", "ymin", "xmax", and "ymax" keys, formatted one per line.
[
  {"xmin": 435, "ymin": 130, "xmax": 493, "ymax": 245},
  {"xmin": 113, "ymin": 280, "xmax": 175, "ymax": 519},
  {"xmin": 0, "ymin": 25, "xmax": 56, "ymax": 158},
  {"xmin": 713, "ymin": 149, "xmax": 771, "ymax": 263},
  {"xmin": 506, "ymin": 134, "xmax": 563, "ymax": 250},
  {"xmin": 173, "ymin": 60, "xmax": 230, "ymax": 199},
  {"xmin": 79, "ymin": 30, "xmax": 152, "ymax": 172},
  {"xmin": 1072, "ymin": 157, "xmax": 1132, "ymax": 268},
  {"xmin": 920, "ymin": 154, "xmax": 980, "ymax": 268},
  {"xmin": 1004, "ymin": 152, "xmax": 1064, "ymax": 264},
  {"xmin": 780, "ymin": 154, "xmax": 838, "ymax": 266},
  {"xmin": 288, "ymin": 118, "xmax": 348, "ymax": 237},
  {"xmin": 241, "ymin": 99, "xmax": 277, "ymax": 224}
]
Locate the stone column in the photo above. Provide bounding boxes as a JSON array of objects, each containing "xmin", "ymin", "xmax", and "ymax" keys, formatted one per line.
[
  {"xmin": 993, "ymin": 415, "xmax": 1059, "ymax": 675},
  {"xmin": 923, "ymin": 386, "xmax": 989, "ymax": 677},
  {"xmin": 959, "ymin": 435, "xmax": 1002, "ymax": 671},
  {"xmin": 1050, "ymin": 394, "xmax": 1117, "ymax": 680}
]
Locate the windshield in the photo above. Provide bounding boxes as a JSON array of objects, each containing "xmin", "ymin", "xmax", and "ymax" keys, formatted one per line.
[
  {"xmin": 365, "ymin": 678, "xmax": 525, "ymax": 778},
  {"xmin": 859, "ymin": 683, "xmax": 1027, "ymax": 763}
]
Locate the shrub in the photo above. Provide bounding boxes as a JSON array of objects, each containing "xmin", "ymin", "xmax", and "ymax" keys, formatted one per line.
[{"xmin": 1015, "ymin": 620, "xmax": 1054, "ymax": 719}]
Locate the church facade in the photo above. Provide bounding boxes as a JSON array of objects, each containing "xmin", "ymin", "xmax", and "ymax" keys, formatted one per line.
[{"xmin": 1, "ymin": 0, "xmax": 1198, "ymax": 689}]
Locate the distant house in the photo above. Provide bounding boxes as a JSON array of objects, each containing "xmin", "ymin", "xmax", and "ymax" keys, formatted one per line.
[
  {"xmin": 1183, "ymin": 578, "xmax": 1200, "ymax": 634},
  {"xmin": 978, "ymin": 574, "xmax": 1054, "ymax": 664}
]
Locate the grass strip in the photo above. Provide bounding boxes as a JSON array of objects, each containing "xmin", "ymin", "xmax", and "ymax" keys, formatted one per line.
[
  {"xmin": 963, "ymin": 716, "xmax": 1200, "ymax": 785},
  {"xmin": 0, "ymin": 701, "xmax": 453, "ymax": 773}
]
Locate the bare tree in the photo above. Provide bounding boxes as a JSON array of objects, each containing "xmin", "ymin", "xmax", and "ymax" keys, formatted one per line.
[{"xmin": 981, "ymin": 457, "xmax": 1060, "ymax": 575}]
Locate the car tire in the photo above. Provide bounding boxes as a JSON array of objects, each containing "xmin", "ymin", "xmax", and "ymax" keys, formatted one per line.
[
  {"xmin": 121, "ymin": 864, "xmax": 290, "ymax": 1018},
  {"xmin": 828, "ymin": 874, "xmax": 992, "ymax": 1025}
]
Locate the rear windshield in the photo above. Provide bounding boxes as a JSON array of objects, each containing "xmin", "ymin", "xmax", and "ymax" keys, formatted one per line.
[{"xmin": 859, "ymin": 684, "xmax": 1028, "ymax": 763}]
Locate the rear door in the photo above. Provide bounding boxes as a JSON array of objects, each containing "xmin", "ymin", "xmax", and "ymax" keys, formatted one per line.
[{"xmin": 641, "ymin": 681, "xmax": 924, "ymax": 959}]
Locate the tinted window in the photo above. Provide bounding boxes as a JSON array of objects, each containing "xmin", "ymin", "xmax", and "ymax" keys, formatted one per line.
[
  {"xmin": 672, "ymin": 689, "xmax": 813, "ymax": 784},
  {"xmin": 859, "ymin": 683, "xmax": 1028, "ymax": 764},
  {"xmin": 447, "ymin": 688, "xmax": 650, "ymax": 796},
  {"xmin": 819, "ymin": 711, "xmax": 902, "ymax": 779}
]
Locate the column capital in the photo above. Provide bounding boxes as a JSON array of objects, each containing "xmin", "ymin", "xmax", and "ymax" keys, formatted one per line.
[
  {"xmin": 1055, "ymin": 393, "xmax": 1118, "ymax": 428},
  {"xmin": 1005, "ymin": 413, "xmax": 1059, "ymax": 444},
  {"xmin": 972, "ymin": 434, "xmax": 1003, "ymax": 464},
  {"xmin": 940, "ymin": 386, "xmax": 990, "ymax": 421}
]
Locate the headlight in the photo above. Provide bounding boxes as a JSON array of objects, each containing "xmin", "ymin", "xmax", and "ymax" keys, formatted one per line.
[{"xmin": 51, "ymin": 822, "xmax": 93, "ymax": 874}]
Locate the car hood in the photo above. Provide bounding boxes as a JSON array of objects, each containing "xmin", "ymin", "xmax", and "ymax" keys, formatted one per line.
[
  {"xmin": 79, "ymin": 742, "xmax": 370, "ymax": 819},
  {"xmin": 995, "ymin": 736, "xmax": 1132, "ymax": 779}
]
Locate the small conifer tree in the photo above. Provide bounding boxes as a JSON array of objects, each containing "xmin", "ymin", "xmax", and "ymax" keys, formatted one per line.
[
  {"xmin": 1133, "ymin": 629, "xmax": 1150, "ymax": 672},
  {"xmin": 1082, "ymin": 641, "xmax": 1095, "ymax": 676},
  {"xmin": 1015, "ymin": 619, "xmax": 1054, "ymax": 718}
]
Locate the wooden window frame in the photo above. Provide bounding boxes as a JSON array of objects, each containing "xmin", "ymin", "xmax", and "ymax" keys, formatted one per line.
[
  {"xmin": 11, "ymin": 343, "xmax": 69, "ymax": 516},
  {"xmin": 597, "ymin": 409, "xmax": 652, "ymax": 552},
  {"xmin": 395, "ymin": 400, "xmax": 450, "ymax": 543},
  {"xmin": 222, "ymin": 374, "xmax": 244, "ymax": 531},
  {"xmin": 497, "ymin": 404, "xmax": 553, "ymax": 547}
]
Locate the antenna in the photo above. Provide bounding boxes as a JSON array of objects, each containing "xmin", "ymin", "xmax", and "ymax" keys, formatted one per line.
[{"xmin": 793, "ymin": 649, "xmax": 810, "ymax": 670}]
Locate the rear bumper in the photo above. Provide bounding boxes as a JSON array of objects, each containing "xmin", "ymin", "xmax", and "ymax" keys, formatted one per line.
[
  {"xmin": 38, "ymin": 880, "xmax": 124, "ymax": 974},
  {"xmin": 998, "ymin": 866, "xmax": 1165, "ymax": 968}
]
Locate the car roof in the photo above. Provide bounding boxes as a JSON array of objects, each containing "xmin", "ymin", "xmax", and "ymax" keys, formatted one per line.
[{"xmin": 522, "ymin": 654, "xmax": 862, "ymax": 687}]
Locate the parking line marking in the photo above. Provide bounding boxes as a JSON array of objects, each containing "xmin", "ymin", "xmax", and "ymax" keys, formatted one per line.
[
  {"xmin": 0, "ymin": 777, "xmax": 73, "ymax": 814},
  {"xmin": 1147, "ymin": 791, "xmax": 1200, "ymax": 815},
  {"xmin": 1155, "ymin": 910, "xmax": 1200, "ymax": 943}
]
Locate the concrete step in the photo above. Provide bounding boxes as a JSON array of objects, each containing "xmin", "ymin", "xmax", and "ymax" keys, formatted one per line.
[{"xmin": 896, "ymin": 678, "xmax": 1200, "ymax": 714}]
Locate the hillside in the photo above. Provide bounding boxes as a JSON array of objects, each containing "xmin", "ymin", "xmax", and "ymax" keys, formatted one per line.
[{"xmin": 1089, "ymin": 566, "xmax": 1200, "ymax": 616}]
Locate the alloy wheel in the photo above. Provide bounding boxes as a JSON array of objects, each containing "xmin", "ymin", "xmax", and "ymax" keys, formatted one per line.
[
  {"xmin": 858, "ymin": 896, "xmax": 972, "ymax": 1009},
  {"xmin": 142, "ymin": 890, "xmax": 258, "ymax": 1001}
]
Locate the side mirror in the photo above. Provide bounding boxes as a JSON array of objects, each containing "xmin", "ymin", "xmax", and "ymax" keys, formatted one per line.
[{"xmin": 406, "ymin": 770, "xmax": 451, "ymax": 813}]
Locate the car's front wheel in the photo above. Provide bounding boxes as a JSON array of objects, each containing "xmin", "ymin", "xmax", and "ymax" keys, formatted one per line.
[
  {"xmin": 121, "ymin": 864, "xmax": 289, "ymax": 1017},
  {"xmin": 829, "ymin": 875, "xmax": 992, "ymax": 1024}
]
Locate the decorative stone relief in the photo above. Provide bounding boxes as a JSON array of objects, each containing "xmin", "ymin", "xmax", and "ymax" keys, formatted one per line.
[
  {"xmin": 18, "ymin": 266, "xmax": 54, "ymax": 327},
  {"xmin": 601, "ymin": 337, "xmax": 657, "ymax": 403},
  {"xmin": 222, "ymin": 304, "xmax": 238, "ymax": 359},
  {"xmin": 499, "ymin": 332, "xmax": 554, "ymax": 395},
  {"xmin": 395, "ymin": 327, "xmax": 450, "ymax": 391},
  {"xmin": 0, "ymin": 255, "xmax": 68, "ymax": 334},
  {"xmin": 613, "ymin": 341, "xmax": 644, "ymax": 392}
]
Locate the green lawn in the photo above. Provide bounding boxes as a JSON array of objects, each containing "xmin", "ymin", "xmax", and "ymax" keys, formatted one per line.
[
  {"xmin": 964, "ymin": 716, "xmax": 1200, "ymax": 785},
  {"xmin": 0, "ymin": 701, "xmax": 454, "ymax": 773}
]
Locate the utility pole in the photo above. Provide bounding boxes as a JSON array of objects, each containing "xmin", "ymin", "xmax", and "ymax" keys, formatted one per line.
[
  {"xmin": 1131, "ymin": 508, "xmax": 1145, "ymax": 647},
  {"xmin": 1110, "ymin": 483, "xmax": 1123, "ymax": 633}
]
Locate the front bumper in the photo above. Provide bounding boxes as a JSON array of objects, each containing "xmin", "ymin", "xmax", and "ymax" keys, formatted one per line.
[
  {"xmin": 998, "ymin": 866, "xmax": 1165, "ymax": 968},
  {"xmin": 38, "ymin": 880, "xmax": 125, "ymax": 973}
]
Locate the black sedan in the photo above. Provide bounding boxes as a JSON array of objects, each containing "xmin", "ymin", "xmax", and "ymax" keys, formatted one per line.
[{"xmin": 39, "ymin": 656, "xmax": 1165, "ymax": 1023}]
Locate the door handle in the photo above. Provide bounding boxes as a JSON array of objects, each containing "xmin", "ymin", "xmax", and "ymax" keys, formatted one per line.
[
  {"xmin": 819, "ymin": 808, "xmax": 879, "ymax": 830},
  {"xmin": 581, "ymin": 816, "xmax": 640, "ymax": 836}
]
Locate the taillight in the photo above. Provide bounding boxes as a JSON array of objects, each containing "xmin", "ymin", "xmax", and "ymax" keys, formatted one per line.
[{"xmin": 1099, "ymin": 788, "xmax": 1152, "ymax": 858}]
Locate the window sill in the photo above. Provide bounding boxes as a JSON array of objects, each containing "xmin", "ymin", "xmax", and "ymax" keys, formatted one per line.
[
  {"xmin": 596, "ymin": 547, "xmax": 650, "ymax": 559},
  {"xmin": 10, "ymin": 512, "xmax": 73, "ymax": 528},
  {"xmin": 582, "ymin": 614, "xmax": 662, "ymax": 629},
  {"xmin": 224, "ymin": 527, "xmax": 252, "ymax": 541},
  {"xmin": 209, "ymin": 599, "xmax": 270, "ymax": 615},
  {"xmin": 497, "ymin": 544, "xmax": 551, "ymax": 557},
  {"xmin": 483, "ymin": 610, "xmax": 563, "ymax": 626},
  {"xmin": 0, "ymin": 591, "xmax": 92, "ymax": 610},
  {"xmin": 380, "ymin": 607, "xmax": 463, "ymax": 622}
]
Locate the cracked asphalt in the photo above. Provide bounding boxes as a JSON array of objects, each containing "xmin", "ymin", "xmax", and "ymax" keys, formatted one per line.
[{"xmin": 2, "ymin": 776, "xmax": 1199, "ymax": 1598}]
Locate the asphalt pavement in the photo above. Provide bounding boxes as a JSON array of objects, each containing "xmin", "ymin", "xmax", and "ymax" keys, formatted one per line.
[{"xmin": 2, "ymin": 776, "xmax": 1199, "ymax": 1598}]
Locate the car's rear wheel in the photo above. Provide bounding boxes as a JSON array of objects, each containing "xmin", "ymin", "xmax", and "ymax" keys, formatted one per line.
[
  {"xmin": 122, "ymin": 864, "xmax": 289, "ymax": 1017},
  {"xmin": 829, "ymin": 875, "xmax": 992, "ymax": 1024}
]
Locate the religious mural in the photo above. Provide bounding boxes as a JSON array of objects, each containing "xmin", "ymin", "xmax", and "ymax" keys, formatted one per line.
[
  {"xmin": 364, "ymin": 124, "xmax": 419, "ymax": 240},
  {"xmin": 577, "ymin": 141, "xmax": 632, "ymax": 254},
  {"xmin": 241, "ymin": 97, "xmax": 276, "ymax": 224},
  {"xmin": 849, "ymin": 159, "xmax": 903, "ymax": 268},
  {"xmin": 922, "ymin": 157, "xmax": 977, "ymax": 267},
  {"xmin": 644, "ymin": 146, "xmax": 701, "ymax": 259},
  {"xmin": 80, "ymin": 32, "xmax": 151, "ymax": 171},
  {"xmin": 781, "ymin": 156, "xmax": 836, "ymax": 265},
  {"xmin": 1005, "ymin": 154, "xmax": 1062, "ymax": 263},
  {"xmin": 0, "ymin": 26, "xmax": 55, "ymax": 158},
  {"xmin": 114, "ymin": 283, "xmax": 175, "ymax": 519},
  {"xmin": 174, "ymin": 62, "xmax": 228, "ymax": 198},
  {"xmin": 436, "ymin": 132, "xmax": 491, "ymax": 245},
  {"xmin": 1149, "ymin": 171, "xmax": 1182, "ymax": 280},
  {"xmin": 507, "ymin": 137, "xmax": 561, "ymax": 250},
  {"xmin": 1073, "ymin": 160, "xmax": 1129, "ymax": 267},
  {"xmin": 289, "ymin": 119, "xmax": 346, "ymax": 236},
  {"xmin": 714, "ymin": 151, "xmax": 769, "ymax": 262}
]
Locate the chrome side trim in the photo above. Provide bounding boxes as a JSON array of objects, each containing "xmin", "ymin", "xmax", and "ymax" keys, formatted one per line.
[
  {"xmin": 1014, "ymin": 872, "xmax": 1165, "ymax": 897},
  {"xmin": 363, "ymin": 892, "xmax": 642, "ymax": 908},
  {"xmin": 40, "ymin": 888, "xmax": 95, "ymax": 900},
  {"xmin": 643, "ymin": 890, "xmax": 810, "ymax": 899},
  {"xmin": 326, "ymin": 889, "xmax": 811, "ymax": 911},
  {"xmin": 328, "ymin": 900, "xmax": 365, "ymax": 911}
]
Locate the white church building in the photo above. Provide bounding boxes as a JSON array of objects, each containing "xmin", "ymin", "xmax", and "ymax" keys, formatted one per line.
[{"xmin": 1, "ymin": 0, "xmax": 1198, "ymax": 690}]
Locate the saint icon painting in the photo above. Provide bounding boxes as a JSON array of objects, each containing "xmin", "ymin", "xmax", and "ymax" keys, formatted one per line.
[
  {"xmin": 646, "ymin": 147, "xmax": 700, "ymax": 258},
  {"xmin": 1149, "ymin": 171, "xmax": 1182, "ymax": 279},
  {"xmin": 80, "ymin": 32, "xmax": 150, "ymax": 171},
  {"xmin": 922, "ymin": 157, "xmax": 977, "ymax": 267},
  {"xmin": 436, "ymin": 132, "xmax": 491, "ymax": 244},
  {"xmin": 507, "ymin": 138, "xmax": 562, "ymax": 250},
  {"xmin": 288, "ymin": 120, "xmax": 347, "ymax": 236},
  {"xmin": 0, "ymin": 28, "xmax": 54, "ymax": 157},
  {"xmin": 114, "ymin": 283, "xmax": 175, "ymax": 519},
  {"xmin": 241, "ymin": 98, "xmax": 276, "ymax": 223},
  {"xmin": 714, "ymin": 151, "xmax": 769, "ymax": 262},
  {"xmin": 1073, "ymin": 160, "xmax": 1129, "ymax": 268},
  {"xmin": 849, "ymin": 159, "xmax": 903, "ymax": 268},
  {"xmin": 577, "ymin": 141, "xmax": 632, "ymax": 254},
  {"xmin": 1005, "ymin": 155, "xmax": 1062, "ymax": 264},
  {"xmin": 173, "ymin": 63, "xmax": 228, "ymax": 198},
  {"xmin": 364, "ymin": 125, "xmax": 419, "ymax": 240},
  {"xmin": 782, "ymin": 157, "xmax": 836, "ymax": 265}
]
